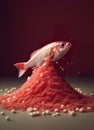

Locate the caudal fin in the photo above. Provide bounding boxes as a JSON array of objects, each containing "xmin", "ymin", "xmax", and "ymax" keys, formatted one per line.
[{"xmin": 14, "ymin": 62, "xmax": 27, "ymax": 78}]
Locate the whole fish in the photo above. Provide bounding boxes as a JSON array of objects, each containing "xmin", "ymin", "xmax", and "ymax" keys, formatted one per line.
[{"xmin": 14, "ymin": 41, "xmax": 72, "ymax": 77}]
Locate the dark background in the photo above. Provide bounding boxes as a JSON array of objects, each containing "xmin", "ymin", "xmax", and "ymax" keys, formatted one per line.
[{"xmin": 0, "ymin": 0, "xmax": 94, "ymax": 77}]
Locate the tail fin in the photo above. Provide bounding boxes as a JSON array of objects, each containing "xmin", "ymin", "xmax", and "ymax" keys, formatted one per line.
[{"xmin": 14, "ymin": 62, "xmax": 27, "ymax": 78}]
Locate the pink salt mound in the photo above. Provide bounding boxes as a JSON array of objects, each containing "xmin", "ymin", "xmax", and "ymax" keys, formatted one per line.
[{"xmin": 0, "ymin": 61, "xmax": 94, "ymax": 112}]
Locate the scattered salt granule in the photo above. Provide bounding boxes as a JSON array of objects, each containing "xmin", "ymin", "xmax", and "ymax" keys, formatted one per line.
[
  {"xmin": 26, "ymin": 88, "xmax": 30, "ymax": 92},
  {"xmin": 33, "ymin": 108, "xmax": 38, "ymax": 111},
  {"xmin": 2, "ymin": 100, "xmax": 5, "ymax": 103},
  {"xmin": 87, "ymin": 107, "xmax": 91, "ymax": 111},
  {"xmin": 41, "ymin": 110, "xmax": 51, "ymax": 115},
  {"xmin": 40, "ymin": 73, "xmax": 44, "ymax": 77},
  {"xmin": 63, "ymin": 109, "xmax": 68, "ymax": 113},
  {"xmin": 42, "ymin": 62, "xmax": 47, "ymax": 66},
  {"xmin": 60, "ymin": 104, "xmax": 65, "ymax": 108},
  {"xmin": 36, "ymin": 80, "xmax": 39, "ymax": 83},
  {"xmin": 41, "ymin": 111, "xmax": 46, "ymax": 116},
  {"xmin": 59, "ymin": 66, "xmax": 63, "ymax": 69},
  {"xmin": 28, "ymin": 111, "xmax": 41, "ymax": 117},
  {"xmin": 75, "ymin": 87, "xmax": 81, "ymax": 92},
  {"xmin": 5, "ymin": 116, "xmax": 11, "ymax": 121},
  {"xmin": 27, "ymin": 76, "xmax": 30, "ymax": 80},
  {"xmin": 7, "ymin": 97, "xmax": 11, "ymax": 100},
  {"xmin": 7, "ymin": 90, "xmax": 11, "ymax": 94},
  {"xmin": 12, "ymin": 95, "xmax": 16, "ymax": 99},
  {"xmin": 5, "ymin": 88, "xmax": 8, "ymax": 91},
  {"xmin": 3, "ymin": 93, "xmax": 7, "ymax": 95},
  {"xmin": 79, "ymin": 107, "xmax": 84, "ymax": 112},
  {"xmin": 36, "ymin": 111, "xmax": 41, "ymax": 115},
  {"xmin": 7, "ymin": 100, "xmax": 10, "ymax": 103},
  {"xmin": 52, "ymin": 112, "xmax": 60, "ymax": 117},
  {"xmin": 0, "ymin": 111, "xmax": 5, "ymax": 115},
  {"xmin": 45, "ymin": 110, "xmax": 51, "ymax": 115},
  {"xmin": 68, "ymin": 111, "xmax": 76, "ymax": 116},
  {"xmin": 75, "ymin": 108, "xmax": 79, "ymax": 111},
  {"xmin": 83, "ymin": 93, "xmax": 86, "ymax": 95},
  {"xmin": 28, "ymin": 112, "xmax": 33, "ymax": 116},
  {"xmin": 56, "ymin": 61, "xmax": 58, "ymax": 64},
  {"xmin": 12, "ymin": 87, "xmax": 17, "ymax": 90},
  {"xmin": 79, "ymin": 90, "xmax": 83, "ymax": 94},
  {"xmin": 54, "ymin": 108, "xmax": 59, "ymax": 112},
  {"xmin": 61, "ymin": 68, "xmax": 64, "ymax": 71},
  {"xmin": 0, "ymin": 89, "xmax": 3, "ymax": 92},
  {"xmin": 74, "ymin": 87, "xmax": 84, "ymax": 94},
  {"xmin": 9, "ymin": 88, "xmax": 14, "ymax": 92},
  {"xmin": 26, "ymin": 107, "xmax": 33, "ymax": 112},
  {"xmin": 11, "ymin": 109, "xmax": 17, "ymax": 113},
  {"xmin": 90, "ymin": 93, "xmax": 94, "ymax": 96},
  {"xmin": 21, "ymin": 100, "xmax": 25, "ymax": 103}
]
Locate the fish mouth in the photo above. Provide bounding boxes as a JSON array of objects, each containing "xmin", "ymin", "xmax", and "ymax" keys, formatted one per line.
[
  {"xmin": 65, "ymin": 42, "xmax": 72, "ymax": 50},
  {"xmin": 67, "ymin": 42, "xmax": 72, "ymax": 46}
]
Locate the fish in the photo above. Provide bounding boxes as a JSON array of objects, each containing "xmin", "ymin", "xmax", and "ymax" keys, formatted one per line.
[{"xmin": 14, "ymin": 41, "xmax": 72, "ymax": 77}]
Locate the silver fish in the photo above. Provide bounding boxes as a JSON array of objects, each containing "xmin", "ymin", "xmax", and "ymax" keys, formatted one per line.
[{"xmin": 14, "ymin": 41, "xmax": 72, "ymax": 77}]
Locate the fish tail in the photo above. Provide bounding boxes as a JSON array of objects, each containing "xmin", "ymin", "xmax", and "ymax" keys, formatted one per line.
[{"xmin": 14, "ymin": 62, "xmax": 27, "ymax": 78}]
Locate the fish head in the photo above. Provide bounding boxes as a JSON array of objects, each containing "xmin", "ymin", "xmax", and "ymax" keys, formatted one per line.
[
  {"xmin": 59, "ymin": 41, "xmax": 72, "ymax": 53},
  {"xmin": 52, "ymin": 41, "xmax": 72, "ymax": 60}
]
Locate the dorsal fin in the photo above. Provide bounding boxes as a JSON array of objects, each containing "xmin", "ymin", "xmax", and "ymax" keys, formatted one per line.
[{"xmin": 30, "ymin": 49, "xmax": 40, "ymax": 58}]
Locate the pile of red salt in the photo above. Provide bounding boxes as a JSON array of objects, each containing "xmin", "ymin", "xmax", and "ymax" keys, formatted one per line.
[{"xmin": 0, "ymin": 61, "xmax": 94, "ymax": 112}]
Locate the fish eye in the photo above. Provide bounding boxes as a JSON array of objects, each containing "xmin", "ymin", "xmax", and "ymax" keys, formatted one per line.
[{"xmin": 61, "ymin": 43, "xmax": 65, "ymax": 47}]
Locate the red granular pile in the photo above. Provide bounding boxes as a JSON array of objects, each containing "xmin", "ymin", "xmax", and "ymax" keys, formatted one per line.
[{"xmin": 0, "ymin": 61, "xmax": 94, "ymax": 112}]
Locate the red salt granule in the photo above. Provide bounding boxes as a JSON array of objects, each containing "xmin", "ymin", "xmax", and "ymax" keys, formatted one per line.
[{"xmin": 0, "ymin": 61, "xmax": 94, "ymax": 112}]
